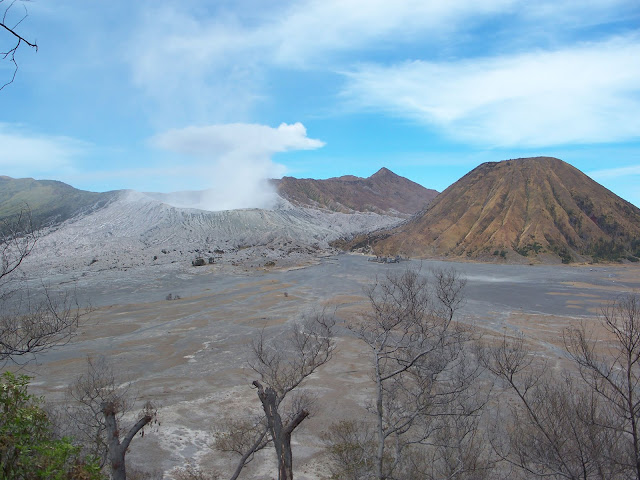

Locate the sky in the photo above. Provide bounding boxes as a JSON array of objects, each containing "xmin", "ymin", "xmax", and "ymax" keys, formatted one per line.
[{"xmin": 1, "ymin": 0, "xmax": 639, "ymax": 209}]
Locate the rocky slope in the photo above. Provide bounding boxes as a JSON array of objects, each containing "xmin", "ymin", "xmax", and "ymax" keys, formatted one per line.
[
  {"xmin": 346, "ymin": 157, "xmax": 640, "ymax": 264},
  {"xmin": 21, "ymin": 191, "xmax": 404, "ymax": 274},
  {"xmin": 274, "ymin": 167, "xmax": 438, "ymax": 216},
  {"xmin": 3, "ymin": 169, "xmax": 437, "ymax": 273}
]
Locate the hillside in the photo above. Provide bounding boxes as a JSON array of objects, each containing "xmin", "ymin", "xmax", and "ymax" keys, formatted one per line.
[
  {"xmin": 347, "ymin": 157, "xmax": 640, "ymax": 263},
  {"xmin": 274, "ymin": 167, "xmax": 438, "ymax": 216},
  {"xmin": 2, "ymin": 171, "xmax": 434, "ymax": 273},
  {"xmin": 20, "ymin": 190, "xmax": 404, "ymax": 274},
  {"xmin": 0, "ymin": 176, "xmax": 117, "ymax": 230}
]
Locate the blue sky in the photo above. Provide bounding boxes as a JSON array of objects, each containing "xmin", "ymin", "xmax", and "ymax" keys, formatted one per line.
[{"xmin": 1, "ymin": 0, "xmax": 639, "ymax": 208}]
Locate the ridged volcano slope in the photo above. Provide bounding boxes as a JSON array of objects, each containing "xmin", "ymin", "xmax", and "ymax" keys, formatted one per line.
[
  {"xmin": 275, "ymin": 167, "xmax": 438, "ymax": 216},
  {"xmin": 354, "ymin": 157, "xmax": 640, "ymax": 263}
]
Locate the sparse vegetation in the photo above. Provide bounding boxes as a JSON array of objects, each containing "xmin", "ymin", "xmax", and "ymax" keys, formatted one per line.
[
  {"xmin": 573, "ymin": 194, "xmax": 595, "ymax": 217},
  {"xmin": 557, "ymin": 246, "xmax": 573, "ymax": 263},
  {"xmin": 590, "ymin": 238, "xmax": 626, "ymax": 262},
  {"xmin": 515, "ymin": 242, "xmax": 543, "ymax": 257}
]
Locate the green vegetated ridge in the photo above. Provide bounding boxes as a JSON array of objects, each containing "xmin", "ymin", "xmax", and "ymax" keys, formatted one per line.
[
  {"xmin": 0, "ymin": 176, "xmax": 117, "ymax": 230},
  {"xmin": 348, "ymin": 157, "xmax": 640, "ymax": 263}
]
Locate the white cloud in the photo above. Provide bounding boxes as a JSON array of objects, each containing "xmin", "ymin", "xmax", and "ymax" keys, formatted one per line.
[
  {"xmin": 268, "ymin": 0, "xmax": 517, "ymax": 65},
  {"xmin": 342, "ymin": 35, "xmax": 640, "ymax": 147},
  {"xmin": 124, "ymin": 0, "xmax": 640, "ymax": 124},
  {"xmin": 0, "ymin": 124, "xmax": 87, "ymax": 177},
  {"xmin": 121, "ymin": 0, "xmax": 526, "ymax": 122},
  {"xmin": 150, "ymin": 122, "xmax": 325, "ymax": 211},
  {"xmin": 152, "ymin": 122, "xmax": 325, "ymax": 156}
]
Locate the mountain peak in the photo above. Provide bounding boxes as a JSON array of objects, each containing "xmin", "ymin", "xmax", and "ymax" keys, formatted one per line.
[
  {"xmin": 275, "ymin": 169, "xmax": 438, "ymax": 215},
  {"xmin": 370, "ymin": 167, "xmax": 394, "ymax": 178},
  {"xmin": 354, "ymin": 157, "xmax": 640, "ymax": 263}
]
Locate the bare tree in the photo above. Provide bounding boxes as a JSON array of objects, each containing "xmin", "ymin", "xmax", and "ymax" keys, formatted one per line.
[
  {"xmin": 483, "ymin": 334, "xmax": 622, "ymax": 479},
  {"xmin": 1, "ymin": 0, "xmax": 38, "ymax": 90},
  {"xmin": 0, "ymin": 209, "xmax": 82, "ymax": 365},
  {"xmin": 226, "ymin": 311, "xmax": 335, "ymax": 480},
  {"xmin": 565, "ymin": 294, "xmax": 640, "ymax": 479},
  {"xmin": 67, "ymin": 356, "xmax": 158, "ymax": 480},
  {"xmin": 214, "ymin": 416, "xmax": 270, "ymax": 480},
  {"xmin": 339, "ymin": 268, "xmax": 486, "ymax": 480},
  {"xmin": 172, "ymin": 461, "xmax": 218, "ymax": 480},
  {"xmin": 321, "ymin": 419, "xmax": 377, "ymax": 480},
  {"xmin": 0, "ymin": 208, "xmax": 37, "ymax": 281}
]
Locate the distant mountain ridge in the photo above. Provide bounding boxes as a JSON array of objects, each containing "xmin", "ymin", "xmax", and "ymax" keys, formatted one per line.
[
  {"xmin": 0, "ymin": 168, "xmax": 436, "ymax": 231},
  {"xmin": 0, "ymin": 170, "xmax": 426, "ymax": 273},
  {"xmin": 7, "ymin": 159, "xmax": 639, "ymax": 266},
  {"xmin": 350, "ymin": 157, "xmax": 640, "ymax": 263},
  {"xmin": 274, "ymin": 167, "xmax": 438, "ymax": 216},
  {"xmin": 0, "ymin": 176, "xmax": 117, "ymax": 230}
]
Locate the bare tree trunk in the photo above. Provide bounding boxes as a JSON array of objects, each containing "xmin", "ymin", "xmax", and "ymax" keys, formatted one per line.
[
  {"xmin": 232, "ymin": 313, "xmax": 333, "ymax": 480},
  {"xmin": 228, "ymin": 426, "xmax": 268, "ymax": 480},
  {"xmin": 253, "ymin": 381, "xmax": 309, "ymax": 480},
  {"xmin": 103, "ymin": 402, "xmax": 127, "ymax": 480},
  {"xmin": 374, "ymin": 353, "xmax": 385, "ymax": 480},
  {"xmin": 102, "ymin": 401, "xmax": 155, "ymax": 480}
]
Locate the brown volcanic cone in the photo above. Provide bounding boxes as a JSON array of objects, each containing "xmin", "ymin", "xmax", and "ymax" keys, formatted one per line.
[
  {"xmin": 357, "ymin": 157, "xmax": 640, "ymax": 263},
  {"xmin": 275, "ymin": 167, "xmax": 438, "ymax": 216}
]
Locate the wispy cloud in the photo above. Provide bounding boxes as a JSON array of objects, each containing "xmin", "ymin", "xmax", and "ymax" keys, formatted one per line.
[
  {"xmin": 150, "ymin": 122, "xmax": 325, "ymax": 210},
  {"xmin": 267, "ymin": 0, "xmax": 518, "ymax": 66},
  {"xmin": 342, "ymin": 35, "xmax": 640, "ymax": 147},
  {"xmin": 112, "ymin": 0, "xmax": 640, "ymax": 134},
  {"xmin": 127, "ymin": 6, "xmax": 264, "ymax": 124},
  {"xmin": 127, "ymin": 0, "xmax": 594, "ymax": 124},
  {"xmin": 0, "ymin": 124, "xmax": 88, "ymax": 177}
]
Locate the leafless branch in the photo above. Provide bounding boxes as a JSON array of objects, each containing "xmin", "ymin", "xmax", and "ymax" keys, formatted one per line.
[
  {"xmin": 246, "ymin": 310, "xmax": 335, "ymax": 480},
  {"xmin": 0, "ymin": 208, "xmax": 87, "ymax": 365},
  {"xmin": 214, "ymin": 417, "xmax": 271, "ymax": 480},
  {"xmin": 564, "ymin": 294, "xmax": 640, "ymax": 478},
  {"xmin": 342, "ymin": 268, "xmax": 485, "ymax": 480},
  {"xmin": 1, "ymin": 0, "xmax": 38, "ymax": 90}
]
